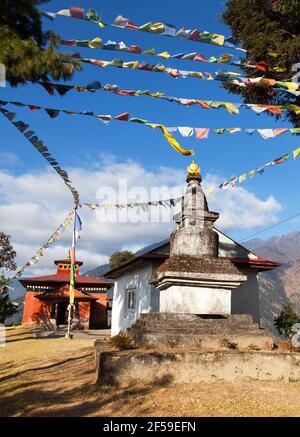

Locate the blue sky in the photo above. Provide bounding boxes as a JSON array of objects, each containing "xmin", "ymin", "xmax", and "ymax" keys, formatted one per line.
[{"xmin": 0, "ymin": 0, "xmax": 299, "ymax": 274}]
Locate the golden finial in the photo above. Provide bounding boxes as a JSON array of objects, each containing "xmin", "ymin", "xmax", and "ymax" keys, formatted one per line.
[
  {"xmin": 67, "ymin": 249, "xmax": 71, "ymax": 261},
  {"xmin": 187, "ymin": 160, "xmax": 201, "ymax": 178}
]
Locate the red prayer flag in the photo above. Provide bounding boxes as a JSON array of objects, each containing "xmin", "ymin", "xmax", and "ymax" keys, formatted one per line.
[
  {"xmin": 114, "ymin": 112, "xmax": 129, "ymax": 121},
  {"xmin": 196, "ymin": 100, "xmax": 210, "ymax": 109},
  {"xmin": 125, "ymin": 22, "xmax": 138, "ymax": 30},
  {"xmin": 195, "ymin": 128, "xmax": 210, "ymax": 141},
  {"xmin": 60, "ymin": 39, "xmax": 76, "ymax": 46},
  {"xmin": 256, "ymin": 61, "xmax": 269, "ymax": 72},
  {"xmin": 128, "ymin": 45, "xmax": 142, "ymax": 54},
  {"xmin": 194, "ymin": 54, "xmax": 207, "ymax": 62},
  {"xmin": 70, "ymin": 7, "xmax": 85, "ymax": 20},
  {"xmin": 266, "ymin": 105, "xmax": 282, "ymax": 115},
  {"xmin": 188, "ymin": 29, "xmax": 201, "ymax": 41}
]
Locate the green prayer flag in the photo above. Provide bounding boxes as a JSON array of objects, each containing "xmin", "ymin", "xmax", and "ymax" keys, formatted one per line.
[{"xmin": 143, "ymin": 48, "xmax": 156, "ymax": 55}]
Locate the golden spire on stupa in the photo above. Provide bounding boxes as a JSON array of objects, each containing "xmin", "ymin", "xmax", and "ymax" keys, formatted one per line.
[
  {"xmin": 187, "ymin": 160, "xmax": 201, "ymax": 178},
  {"xmin": 66, "ymin": 248, "xmax": 71, "ymax": 262}
]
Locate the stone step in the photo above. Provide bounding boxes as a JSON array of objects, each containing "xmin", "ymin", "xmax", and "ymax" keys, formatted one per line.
[
  {"xmin": 131, "ymin": 318, "xmax": 260, "ymax": 327},
  {"xmin": 133, "ymin": 320, "xmax": 259, "ymax": 330},
  {"xmin": 129, "ymin": 332, "xmax": 272, "ymax": 349},
  {"xmin": 129, "ymin": 328, "xmax": 263, "ymax": 337},
  {"xmin": 139, "ymin": 313, "xmax": 254, "ymax": 325},
  {"xmin": 140, "ymin": 313, "xmax": 253, "ymax": 321}
]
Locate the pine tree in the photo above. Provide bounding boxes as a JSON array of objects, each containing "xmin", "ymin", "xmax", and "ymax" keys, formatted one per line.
[
  {"xmin": 0, "ymin": 232, "xmax": 18, "ymax": 324},
  {"xmin": 274, "ymin": 302, "xmax": 300, "ymax": 337},
  {"xmin": 0, "ymin": 0, "xmax": 81, "ymax": 86},
  {"xmin": 222, "ymin": 0, "xmax": 300, "ymax": 126}
]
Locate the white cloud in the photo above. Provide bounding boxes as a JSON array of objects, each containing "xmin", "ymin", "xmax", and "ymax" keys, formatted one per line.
[
  {"xmin": 205, "ymin": 179, "xmax": 282, "ymax": 231},
  {"xmin": 0, "ymin": 152, "xmax": 21, "ymax": 167},
  {"xmin": 0, "ymin": 156, "xmax": 282, "ymax": 277}
]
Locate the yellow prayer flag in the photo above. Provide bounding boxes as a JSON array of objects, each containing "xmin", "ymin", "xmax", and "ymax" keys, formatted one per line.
[
  {"xmin": 284, "ymin": 104, "xmax": 300, "ymax": 115},
  {"xmin": 227, "ymin": 128, "xmax": 241, "ymax": 134},
  {"xmin": 150, "ymin": 22, "xmax": 165, "ymax": 33},
  {"xmin": 149, "ymin": 124, "xmax": 194, "ymax": 156},
  {"xmin": 285, "ymin": 82, "xmax": 299, "ymax": 91},
  {"xmin": 211, "ymin": 34, "xmax": 225, "ymax": 46},
  {"xmin": 238, "ymin": 173, "xmax": 247, "ymax": 183},
  {"xmin": 150, "ymin": 92, "xmax": 165, "ymax": 98},
  {"xmin": 158, "ymin": 51, "xmax": 171, "ymax": 59},
  {"xmin": 224, "ymin": 103, "xmax": 239, "ymax": 114},
  {"xmin": 123, "ymin": 61, "xmax": 139, "ymax": 69},
  {"xmin": 293, "ymin": 148, "xmax": 300, "ymax": 160},
  {"xmin": 88, "ymin": 37, "xmax": 102, "ymax": 48},
  {"xmin": 74, "ymin": 86, "xmax": 88, "ymax": 92}
]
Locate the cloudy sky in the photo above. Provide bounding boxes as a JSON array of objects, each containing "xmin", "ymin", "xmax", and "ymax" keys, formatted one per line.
[{"xmin": 0, "ymin": 0, "xmax": 299, "ymax": 277}]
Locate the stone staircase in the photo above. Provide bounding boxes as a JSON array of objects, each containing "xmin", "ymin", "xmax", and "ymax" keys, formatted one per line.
[{"xmin": 128, "ymin": 313, "xmax": 273, "ymax": 350}]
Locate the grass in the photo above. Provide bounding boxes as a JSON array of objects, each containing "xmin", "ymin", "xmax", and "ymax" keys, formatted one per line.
[{"xmin": 0, "ymin": 326, "xmax": 300, "ymax": 417}]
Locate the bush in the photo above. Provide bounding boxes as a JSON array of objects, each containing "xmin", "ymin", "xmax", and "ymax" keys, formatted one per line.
[
  {"xmin": 278, "ymin": 339, "xmax": 296, "ymax": 352},
  {"xmin": 109, "ymin": 333, "xmax": 136, "ymax": 350},
  {"xmin": 274, "ymin": 303, "xmax": 300, "ymax": 337}
]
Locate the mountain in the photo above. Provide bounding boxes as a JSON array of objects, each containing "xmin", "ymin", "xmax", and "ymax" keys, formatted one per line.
[
  {"xmin": 85, "ymin": 263, "xmax": 111, "ymax": 279},
  {"xmin": 244, "ymin": 232, "xmax": 300, "ymax": 335}
]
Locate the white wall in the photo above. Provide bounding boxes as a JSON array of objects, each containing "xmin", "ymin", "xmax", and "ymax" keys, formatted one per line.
[
  {"xmin": 231, "ymin": 269, "xmax": 260, "ymax": 323},
  {"xmin": 160, "ymin": 286, "xmax": 231, "ymax": 316},
  {"xmin": 111, "ymin": 264, "xmax": 153, "ymax": 335},
  {"xmin": 112, "ymin": 264, "xmax": 261, "ymax": 334}
]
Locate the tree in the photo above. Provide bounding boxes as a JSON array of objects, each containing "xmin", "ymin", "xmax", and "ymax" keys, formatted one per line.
[
  {"xmin": 274, "ymin": 302, "xmax": 300, "ymax": 337},
  {"xmin": 0, "ymin": 232, "xmax": 18, "ymax": 324},
  {"xmin": 0, "ymin": 0, "xmax": 80, "ymax": 86},
  {"xmin": 109, "ymin": 251, "xmax": 135, "ymax": 270},
  {"xmin": 222, "ymin": 0, "xmax": 300, "ymax": 126}
]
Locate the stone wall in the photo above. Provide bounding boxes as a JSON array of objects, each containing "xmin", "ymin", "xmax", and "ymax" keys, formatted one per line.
[{"xmin": 97, "ymin": 350, "xmax": 300, "ymax": 385}]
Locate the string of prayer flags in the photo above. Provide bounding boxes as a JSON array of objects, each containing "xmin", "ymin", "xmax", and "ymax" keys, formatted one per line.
[
  {"xmin": 44, "ymin": 7, "xmax": 244, "ymax": 51},
  {"xmin": 43, "ymin": 7, "xmax": 105, "ymax": 27},
  {"xmin": 209, "ymin": 146, "xmax": 300, "ymax": 196},
  {"xmin": 37, "ymin": 80, "xmax": 300, "ymax": 117},
  {"xmin": 2, "ymin": 100, "xmax": 300, "ymax": 149},
  {"xmin": 79, "ymin": 56, "xmax": 297, "ymax": 93},
  {"xmin": 13, "ymin": 210, "xmax": 74, "ymax": 278},
  {"xmin": 59, "ymin": 37, "xmax": 282, "ymax": 74},
  {"xmin": 0, "ymin": 99, "xmax": 191, "ymax": 156},
  {"xmin": 82, "ymin": 144, "xmax": 300, "ymax": 208},
  {"xmin": 0, "ymin": 107, "xmax": 80, "ymax": 204},
  {"xmin": 81, "ymin": 196, "xmax": 183, "ymax": 211}
]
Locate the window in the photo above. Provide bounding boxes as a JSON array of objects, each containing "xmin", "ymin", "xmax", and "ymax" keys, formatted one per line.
[{"xmin": 124, "ymin": 288, "xmax": 136, "ymax": 317}]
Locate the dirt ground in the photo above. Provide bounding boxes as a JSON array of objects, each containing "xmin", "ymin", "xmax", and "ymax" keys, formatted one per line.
[{"xmin": 0, "ymin": 326, "xmax": 300, "ymax": 417}]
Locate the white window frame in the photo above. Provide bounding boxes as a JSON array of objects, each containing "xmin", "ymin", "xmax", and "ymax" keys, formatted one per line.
[{"xmin": 124, "ymin": 288, "xmax": 136, "ymax": 319}]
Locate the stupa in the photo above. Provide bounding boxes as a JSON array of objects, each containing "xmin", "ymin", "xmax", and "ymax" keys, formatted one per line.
[
  {"xmin": 128, "ymin": 161, "xmax": 273, "ymax": 349},
  {"xmin": 151, "ymin": 160, "xmax": 247, "ymax": 315}
]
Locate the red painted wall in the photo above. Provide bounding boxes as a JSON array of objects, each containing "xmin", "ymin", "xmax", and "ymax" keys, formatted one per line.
[
  {"xmin": 22, "ymin": 291, "xmax": 109, "ymax": 329},
  {"xmin": 89, "ymin": 293, "xmax": 108, "ymax": 328},
  {"xmin": 22, "ymin": 292, "xmax": 52, "ymax": 328},
  {"xmin": 78, "ymin": 301, "xmax": 90, "ymax": 329}
]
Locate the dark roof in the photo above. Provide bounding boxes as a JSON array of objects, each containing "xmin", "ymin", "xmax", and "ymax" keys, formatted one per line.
[
  {"xmin": 104, "ymin": 234, "xmax": 279, "ymax": 279},
  {"xmin": 134, "ymin": 239, "xmax": 169, "ymax": 257}
]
